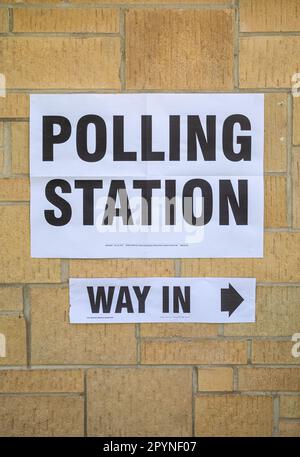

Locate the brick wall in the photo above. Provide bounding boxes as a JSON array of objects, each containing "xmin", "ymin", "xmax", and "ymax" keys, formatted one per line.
[{"xmin": 0, "ymin": 0, "xmax": 299, "ymax": 437}]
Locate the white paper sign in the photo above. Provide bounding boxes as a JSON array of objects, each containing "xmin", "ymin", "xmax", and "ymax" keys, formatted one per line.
[
  {"xmin": 69, "ymin": 277, "xmax": 256, "ymax": 323},
  {"xmin": 30, "ymin": 94, "xmax": 264, "ymax": 258}
]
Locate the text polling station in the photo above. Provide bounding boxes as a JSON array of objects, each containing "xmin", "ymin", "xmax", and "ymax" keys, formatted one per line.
[{"xmin": 30, "ymin": 94, "xmax": 264, "ymax": 258}]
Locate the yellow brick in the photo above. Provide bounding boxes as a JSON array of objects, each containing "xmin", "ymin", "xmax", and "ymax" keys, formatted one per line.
[
  {"xmin": 126, "ymin": 9, "xmax": 234, "ymax": 90},
  {"xmin": 281, "ymin": 396, "xmax": 300, "ymax": 418},
  {"xmin": 0, "ymin": 37, "xmax": 120, "ymax": 89},
  {"xmin": 0, "ymin": 94, "xmax": 29, "ymax": 118},
  {"xmin": 0, "ymin": 205, "xmax": 60, "ymax": 283},
  {"xmin": 0, "ymin": 9, "xmax": 8, "ymax": 33},
  {"xmin": 181, "ymin": 233, "xmax": 300, "ymax": 282},
  {"xmin": 0, "ymin": 148, "xmax": 3, "ymax": 173},
  {"xmin": 141, "ymin": 340, "xmax": 247, "ymax": 365},
  {"xmin": 0, "ymin": 396, "xmax": 83, "ymax": 437},
  {"xmin": 70, "ymin": 259, "xmax": 174, "ymax": 277},
  {"xmin": 140, "ymin": 323, "xmax": 218, "ymax": 338},
  {"xmin": 224, "ymin": 286, "xmax": 300, "ymax": 337},
  {"xmin": 265, "ymin": 175, "xmax": 287, "ymax": 227},
  {"xmin": 0, "ymin": 316, "xmax": 26, "ymax": 365},
  {"xmin": 1, "ymin": 0, "xmax": 61, "ymax": 3},
  {"xmin": 198, "ymin": 367, "xmax": 233, "ymax": 392},
  {"xmin": 11, "ymin": 122, "xmax": 29, "ymax": 174},
  {"xmin": 240, "ymin": 37, "xmax": 300, "ymax": 88},
  {"xmin": 0, "ymin": 122, "xmax": 3, "ymax": 172},
  {"xmin": 293, "ymin": 148, "xmax": 300, "ymax": 227},
  {"xmin": 239, "ymin": 368, "xmax": 300, "ymax": 391},
  {"xmin": 0, "ymin": 177, "xmax": 29, "ymax": 201},
  {"xmin": 195, "ymin": 395, "xmax": 273, "ymax": 437},
  {"xmin": 279, "ymin": 421, "xmax": 300, "ymax": 437},
  {"xmin": 0, "ymin": 286, "xmax": 23, "ymax": 311},
  {"xmin": 294, "ymin": 97, "xmax": 300, "ymax": 145},
  {"xmin": 71, "ymin": 0, "xmax": 232, "ymax": 3},
  {"xmin": 0, "ymin": 370, "xmax": 83, "ymax": 393},
  {"xmin": 0, "ymin": 122, "xmax": 3, "ymax": 146},
  {"xmin": 13, "ymin": 8, "xmax": 119, "ymax": 33},
  {"xmin": 240, "ymin": 0, "xmax": 300, "ymax": 32},
  {"xmin": 30, "ymin": 287, "xmax": 136, "ymax": 364},
  {"xmin": 87, "ymin": 368, "xmax": 192, "ymax": 437},
  {"xmin": 252, "ymin": 341, "xmax": 300, "ymax": 365},
  {"xmin": 265, "ymin": 93, "xmax": 287, "ymax": 172}
]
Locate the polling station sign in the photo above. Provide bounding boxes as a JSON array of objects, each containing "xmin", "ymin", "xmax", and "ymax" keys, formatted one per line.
[
  {"xmin": 69, "ymin": 277, "xmax": 256, "ymax": 323},
  {"xmin": 30, "ymin": 94, "xmax": 264, "ymax": 258}
]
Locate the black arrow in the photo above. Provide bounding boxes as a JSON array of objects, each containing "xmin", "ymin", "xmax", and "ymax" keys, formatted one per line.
[{"xmin": 221, "ymin": 283, "xmax": 244, "ymax": 317}]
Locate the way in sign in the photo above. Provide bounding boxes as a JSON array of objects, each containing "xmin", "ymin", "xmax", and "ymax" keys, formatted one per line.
[
  {"xmin": 87, "ymin": 285, "xmax": 190, "ymax": 314},
  {"xmin": 69, "ymin": 277, "xmax": 256, "ymax": 324}
]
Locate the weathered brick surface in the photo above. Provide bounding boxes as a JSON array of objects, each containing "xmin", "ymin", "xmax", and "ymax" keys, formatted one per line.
[
  {"xmin": 0, "ymin": 9, "xmax": 8, "ymax": 33},
  {"xmin": 0, "ymin": 37, "xmax": 120, "ymax": 89},
  {"xmin": 224, "ymin": 286, "xmax": 300, "ymax": 337},
  {"xmin": 294, "ymin": 98, "xmax": 300, "ymax": 145},
  {"xmin": 11, "ymin": 122, "xmax": 29, "ymax": 174},
  {"xmin": 252, "ymin": 341, "xmax": 300, "ymax": 365},
  {"xmin": 0, "ymin": 396, "xmax": 84, "ymax": 437},
  {"xmin": 3, "ymin": 0, "xmax": 231, "ymax": 3},
  {"xmin": 182, "ymin": 233, "xmax": 300, "ymax": 282},
  {"xmin": 279, "ymin": 421, "xmax": 300, "ymax": 437},
  {"xmin": 0, "ymin": 177, "xmax": 29, "ymax": 201},
  {"xmin": 30, "ymin": 287, "xmax": 136, "ymax": 364},
  {"xmin": 140, "ymin": 323, "xmax": 218, "ymax": 338},
  {"xmin": 0, "ymin": 370, "xmax": 84, "ymax": 393},
  {"xmin": 240, "ymin": 37, "xmax": 300, "ymax": 88},
  {"xmin": 0, "ymin": 94, "xmax": 29, "ymax": 118},
  {"xmin": 87, "ymin": 368, "xmax": 192, "ymax": 437},
  {"xmin": 71, "ymin": 0, "xmax": 233, "ymax": 3},
  {"xmin": 240, "ymin": 0, "xmax": 300, "ymax": 32},
  {"xmin": 265, "ymin": 93, "xmax": 287, "ymax": 172},
  {"xmin": 13, "ymin": 8, "xmax": 119, "ymax": 33},
  {"xmin": 0, "ymin": 287, "xmax": 23, "ymax": 311},
  {"xmin": 0, "ymin": 316, "xmax": 26, "ymax": 366},
  {"xmin": 141, "ymin": 340, "xmax": 247, "ymax": 365},
  {"xmin": 126, "ymin": 9, "xmax": 234, "ymax": 90},
  {"xmin": 198, "ymin": 367, "xmax": 233, "ymax": 392},
  {"xmin": 0, "ymin": 122, "xmax": 3, "ymax": 147},
  {"xmin": 265, "ymin": 176, "xmax": 287, "ymax": 228},
  {"xmin": 0, "ymin": 148, "xmax": 3, "ymax": 173},
  {"xmin": 0, "ymin": 205, "xmax": 60, "ymax": 283},
  {"xmin": 280, "ymin": 396, "xmax": 300, "ymax": 418},
  {"xmin": 293, "ymin": 148, "xmax": 300, "ymax": 228},
  {"xmin": 239, "ymin": 368, "xmax": 300, "ymax": 392},
  {"xmin": 2, "ymin": 0, "xmax": 61, "ymax": 3},
  {"xmin": 70, "ymin": 259, "xmax": 175, "ymax": 277},
  {"xmin": 0, "ymin": 122, "xmax": 4, "ymax": 173},
  {"xmin": 195, "ymin": 395, "xmax": 273, "ymax": 437}
]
